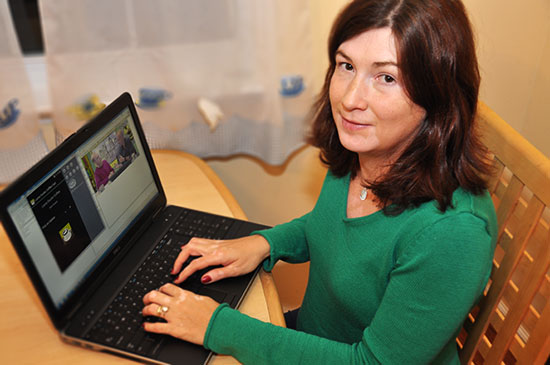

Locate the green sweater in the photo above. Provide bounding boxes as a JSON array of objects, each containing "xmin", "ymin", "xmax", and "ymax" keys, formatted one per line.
[{"xmin": 204, "ymin": 171, "xmax": 497, "ymax": 364}]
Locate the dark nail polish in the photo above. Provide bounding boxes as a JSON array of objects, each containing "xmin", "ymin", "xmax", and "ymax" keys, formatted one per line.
[{"xmin": 201, "ymin": 275, "xmax": 211, "ymax": 284}]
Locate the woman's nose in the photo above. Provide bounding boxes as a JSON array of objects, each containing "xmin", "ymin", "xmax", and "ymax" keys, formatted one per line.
[{"xmin": 341, "ymin": 77, "xmax": 368, "ymax": 111}]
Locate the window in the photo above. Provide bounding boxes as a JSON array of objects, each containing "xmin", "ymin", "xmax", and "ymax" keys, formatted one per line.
[{"xmin": 8, "ymin": 0, "xmax": 44, "ymax": 55}]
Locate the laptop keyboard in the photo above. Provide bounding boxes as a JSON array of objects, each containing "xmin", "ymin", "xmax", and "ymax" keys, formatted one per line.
[{"xmin": 84, "ymin": 209, "xmax": 235, "ymax": 357}]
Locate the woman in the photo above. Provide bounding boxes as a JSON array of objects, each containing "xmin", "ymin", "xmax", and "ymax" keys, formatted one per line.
[
  {"xmin": 142, "ymin": 0, "xmax": 497, "ymax": 363},
  {"xmin": 91, "ymin": 151, "xmax": 114, "ymax": 191}
]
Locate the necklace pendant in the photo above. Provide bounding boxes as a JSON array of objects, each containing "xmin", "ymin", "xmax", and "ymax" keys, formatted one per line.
[{"xmin": 359, "ymin": 187, "xmax": 368, "ymax": 201}]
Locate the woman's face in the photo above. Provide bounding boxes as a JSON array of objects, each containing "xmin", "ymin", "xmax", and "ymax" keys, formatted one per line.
[
  {"xmin": 92, "ymin": 154, "xmax": 101, "ymax": 167},
  {"xmin": 329, "ymin": 27, "xmax": 426, "ymax": 162}
]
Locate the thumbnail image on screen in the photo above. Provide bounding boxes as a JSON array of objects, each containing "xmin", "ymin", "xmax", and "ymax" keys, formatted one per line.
[{"xmin": 81, "ymin": 123, "xmax": 139, "ymax": 193}]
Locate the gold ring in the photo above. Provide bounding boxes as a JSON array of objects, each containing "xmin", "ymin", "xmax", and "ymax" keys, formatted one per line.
[{"xmin": 156, "ymin": 305, "xmax": 169, "ymax": 317}]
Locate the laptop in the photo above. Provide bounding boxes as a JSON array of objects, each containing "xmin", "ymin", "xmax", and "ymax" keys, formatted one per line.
[{"xmin": 0, "ymin": 92, "xmax": 269, "ymax": 364}]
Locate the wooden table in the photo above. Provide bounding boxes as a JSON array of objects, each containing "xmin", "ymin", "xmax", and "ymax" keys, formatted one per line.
[{"xmin": 0, "ymin": 150, "xmax": 284, "ymax": 364}]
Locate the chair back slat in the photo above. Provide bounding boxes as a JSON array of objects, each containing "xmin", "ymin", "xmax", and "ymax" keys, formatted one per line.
[
  {"xmin": 486, "ymin": 202, "xmax": 548, "ymax": 363},
  {"xmin": 523, "ymin": 284, "xmax": 550, "ymax": 364},
  {"xmin": 458, "ymin": 102, "xmax": 550, "ymax": 364},
  {"xmin": 494, "ymin": 173, "xmax": 524, "ymax": 239}
]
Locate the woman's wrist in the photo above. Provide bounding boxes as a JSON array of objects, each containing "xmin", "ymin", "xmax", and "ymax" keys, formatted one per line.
[{"xmin": 203, "ymin": 302, "xmax": 230, "ymax": 351}]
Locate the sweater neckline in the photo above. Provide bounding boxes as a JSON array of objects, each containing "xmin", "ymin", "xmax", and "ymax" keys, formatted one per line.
[{"xmin": 341, "ymin": 173, "xmax": 385, "ymax": 223}]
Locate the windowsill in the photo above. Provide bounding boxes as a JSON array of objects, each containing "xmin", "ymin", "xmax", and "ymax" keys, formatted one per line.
[{"xmin": 23, "ymin": 54, "xmax": 52, "ymax": 117}]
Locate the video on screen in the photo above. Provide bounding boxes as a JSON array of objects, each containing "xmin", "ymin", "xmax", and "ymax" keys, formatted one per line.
[{"xmin": 81, "ymin": 123, "xmax": 139, "ymax": 193}]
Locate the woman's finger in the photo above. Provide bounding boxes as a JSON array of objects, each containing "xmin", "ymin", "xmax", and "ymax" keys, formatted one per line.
[
  {"xmin": 174, "ymin": 252, "xmax": 229, "ymax": 284},
  {"xmin": 142, "ymin": 321, "xmax": 169, "ymax": 334},
  {"xmin": 142, "ymin": 303, "xmax": 168, "ymax": 318},
  {"xmin": 143, "ymin": 289, "xmax": 171, "ymax": 306},
  {"xmin": 158, "ymin": 283, "xmax": 183, "ymax": 296},
  {"xmin": 171, "ymin": 249, "xmax": 191, "ymax": 275},
  {"xmin": 172, "ymin": 237, "xmax": 217, "ymax": 275},
  {"xmin": 199, "ymin": 265, "xmax": 239, "ymax": 284}
]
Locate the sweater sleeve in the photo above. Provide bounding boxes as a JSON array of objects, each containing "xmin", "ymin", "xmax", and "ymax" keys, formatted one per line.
[
  {"xmin": 204, "ymin": 304, "xmax": 376, "ymax": 364},
  {"xmin": 254, "ymin": 213, "xmax": 311, "ymax": 272},
  {"xmin": 204, "ymin": 212, "xmax": 494, "ymax": 364}
]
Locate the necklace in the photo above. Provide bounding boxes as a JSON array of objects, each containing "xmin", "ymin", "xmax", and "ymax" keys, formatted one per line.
[{"xmin": 359, "ymin": 187, "xmax": 368, "ymax": 201}]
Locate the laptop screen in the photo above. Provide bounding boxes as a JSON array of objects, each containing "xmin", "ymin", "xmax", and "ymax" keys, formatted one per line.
[{"xmin": 6, "ymin": 106, "xmax": 158, "ymax": 309}]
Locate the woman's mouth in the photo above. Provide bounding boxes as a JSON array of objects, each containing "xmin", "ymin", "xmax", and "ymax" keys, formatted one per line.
[{"xmin": 341, "ymin": 116, "xmax": 370, "ymax": 131}]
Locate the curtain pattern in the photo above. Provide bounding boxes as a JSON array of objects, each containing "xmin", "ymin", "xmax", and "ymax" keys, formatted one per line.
[
  {"xmin": 0, "ymin": 0, "xmax": 48, "ymax": 183},
  {"xmin": 39, "ymin": 0, "xmax": 314, "ymax": 165}
]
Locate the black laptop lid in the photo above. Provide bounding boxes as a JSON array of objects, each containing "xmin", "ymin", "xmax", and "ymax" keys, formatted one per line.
[{"xmin": 0, "ymin": 93, "xmax": 166, "ymax": 329}]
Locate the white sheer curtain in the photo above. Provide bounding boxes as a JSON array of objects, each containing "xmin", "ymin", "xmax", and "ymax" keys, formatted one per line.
[
  {"xmin": 39, "ymin": 0, "xmax": 314, "ymax": 165},
  {"xmin": 0, "ymin": 0, "xmax": 48, "ymax": 183}
]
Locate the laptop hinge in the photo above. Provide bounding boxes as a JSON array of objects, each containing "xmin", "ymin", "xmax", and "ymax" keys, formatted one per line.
[{"xmin": 151, "ymin": 205, "xmax": 164, "ymax": 220}]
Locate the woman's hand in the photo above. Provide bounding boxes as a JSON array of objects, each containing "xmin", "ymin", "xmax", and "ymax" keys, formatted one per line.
[
  {"xmin": 142, "ymin": 283, "xmax": 218, "ymax": 345},
  {"xmin": 172, "ymin": 234, "xmax": 271, "ymax": 284}
]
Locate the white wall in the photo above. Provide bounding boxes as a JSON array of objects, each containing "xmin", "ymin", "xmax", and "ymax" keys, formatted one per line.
[
  {"xmin": 207, "ymin": 146, "xmax": 326, "ymax": 227},
  {"xmin": 523, "ymin": 34, "xmax": 550, "ymax": 156},
  {"xmin": 463, "ymin": 0, "xmax": 550, "ymax": 156}
]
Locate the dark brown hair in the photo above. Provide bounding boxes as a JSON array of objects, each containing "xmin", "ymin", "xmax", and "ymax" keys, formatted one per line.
[{"xmin": 308, "ymin": 0, "xmax": 491, "ymax": 214}]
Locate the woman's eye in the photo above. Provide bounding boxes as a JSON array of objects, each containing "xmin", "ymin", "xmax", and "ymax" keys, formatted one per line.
[
  {"xmin": 337, "ymin": 62, "xmax": 353, "ymax": 72},
  {"xmin": 381, "ymin": 74, "xmax": 396, "ymax": 84}
]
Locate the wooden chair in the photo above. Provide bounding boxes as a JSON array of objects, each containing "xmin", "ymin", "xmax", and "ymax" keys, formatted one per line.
[{"xmin": 457, "ymin": 102, "xmax": 550, "ymax": 364}]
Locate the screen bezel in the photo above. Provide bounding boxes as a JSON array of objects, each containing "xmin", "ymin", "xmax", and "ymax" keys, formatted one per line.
[{"xmin": 0, "ymin": 92, "xmax": 167, "ymax": 330}]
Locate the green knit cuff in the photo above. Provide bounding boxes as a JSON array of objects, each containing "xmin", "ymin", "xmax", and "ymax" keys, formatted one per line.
[
  {"xmin": 252, "ymin": 229, "xmax": 281, "ymax": 272},
  {"xmin": 203, "ymin": 302, "xmax": 230, "ymax": 351}
]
